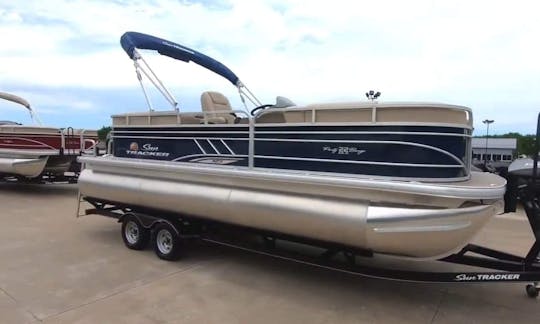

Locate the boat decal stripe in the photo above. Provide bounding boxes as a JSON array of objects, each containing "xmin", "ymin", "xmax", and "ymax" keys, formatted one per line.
[
  {"xmin": 254, "ymin": 155, "xmax": 463, "ymax": 168},
  {"xmin": 258, "ymin": 138, "xmax": 465, "ymax": 167},
  {"xmin": 111, "ymin": 130, "xmax": 468, "ymax": 137},
  {"xmin": 112, "ymin": 125, "xmax": 467, "ymax": 134},
  {"xmin": 220, "ymin": 139, "xmax": 235, "ymax": 155},
  {"xmin": 0, "ymin": 137, "xmax": 57, "ymax": 150},
  {"xmin": 206, "ymin": 139, "xmax": 220, "ymax": 155},
  {"xmin": 113, "ymin": 135, "xmax": 465, "ymax": 168},
  {"xmin": 193, "ymin": 139, "xmax": 206, "ymax": 154}
]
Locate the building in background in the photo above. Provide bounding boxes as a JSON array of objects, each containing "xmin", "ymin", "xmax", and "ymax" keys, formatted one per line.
[{"xmin": 472, "ymin": 138, "xmax": 517, "ymax": 171}]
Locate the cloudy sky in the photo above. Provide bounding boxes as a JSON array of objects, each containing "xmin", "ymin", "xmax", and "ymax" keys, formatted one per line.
[{"xmin": 1, "ymin": 0, "xmax": 539, "ymax": 134}]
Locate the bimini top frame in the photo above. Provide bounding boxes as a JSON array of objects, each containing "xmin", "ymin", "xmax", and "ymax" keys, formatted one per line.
[
  {"xmin": 0, "ymin": 91, "xmax": 42, "ymax": 125},
  {"xmin": 120, "ymin": 31, "xmax": 261, "ymax": 113}
]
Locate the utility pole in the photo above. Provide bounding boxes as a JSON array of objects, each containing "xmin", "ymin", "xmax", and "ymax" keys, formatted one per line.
[{"xmin": 482, "ymin": 119, "xmax": 494, "ymax": 169}]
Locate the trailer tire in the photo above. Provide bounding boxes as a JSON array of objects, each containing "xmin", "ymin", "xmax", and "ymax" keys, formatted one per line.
[
  {"xmin": 153, "ymin": 222, "xmax": 182, "ymax": 261},
  {"xmin": 121, "ymin": 214, "xmax": 150, "ymax": 250},
  {"xmin": 526, "ymin": 284, "xmax": 539, "ymax": 298}
]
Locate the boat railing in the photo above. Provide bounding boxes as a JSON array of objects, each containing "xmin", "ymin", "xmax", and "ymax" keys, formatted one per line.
[
  {"xmin": 116, "ymin": 109, "xmax": 251, "ymax": 127},
  {"xmin": 252, "ymin": 104, "xmax": 471, "ymax": 173},
  {"xmin": 79, "ymin": 129, "xmax": 99, "ymax": 155},
  {"xmin": 107, "ymin": 138, "xmax": 113, "ymax": 155},
  {"xmin": 192, "ymin": 109, "xmax": 255, "ymax": 168},
  {"xmin": 58, "ymin": 128, "xmax": 99, "ymax": 156},
  {"xmin": 254, "ymin": 103, "xmax": 472, "ymax": 126},
  {"xmin": 112, "ymin": 106, "xmax": 470, "ymax": 175},
  {"xmin": 79, "ymin": 129, "xmax": 88, "ymax": 152},
  {"xmin": 81, "ymin": 139, "xmax": 98, "ymax": 156},
  {"xmin": 59, "ymin": 127, "xmax": 76, "ymax": 156},
  {"xmin": 67, "ymin": 127, "xmax": 76, "ymax": 155},
  {"xmin": 60, "ymin": 128, "xmax": 66, "ymax": 155},
  {"xmin": 181, "ymin": 109, "xmax": 256, "ymax": 168}
]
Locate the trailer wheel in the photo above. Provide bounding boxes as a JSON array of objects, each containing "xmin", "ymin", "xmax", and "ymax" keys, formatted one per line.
[
  {"xmin": 526, "ymin": 284, "xmax": 539, "ymax": 298},
  {"xmin": 121, "ymin": 214, "xmax": 150, "ymax": 250},
  {"xmin": 153, "ymin": 223, "xmax": 182, "ymax": 261}
]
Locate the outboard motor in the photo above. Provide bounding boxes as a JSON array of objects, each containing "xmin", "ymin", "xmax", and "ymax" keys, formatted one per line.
[
  {"xmin": 504, "ymin": 113, "xmax": 540, "ymax": 213},
  {"xmin": 504, "ymin": 173, "xmax": 520, "ymax": 213}
]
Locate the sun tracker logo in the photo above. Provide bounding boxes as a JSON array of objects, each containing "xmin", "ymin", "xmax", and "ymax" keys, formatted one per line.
[
  {"xmin": 126, "ymin": 142, "xmax": 169, "ymax": 157},
  {"xmin": 454, "ymin": 274, "xmax": 520, "ymax": 281}
]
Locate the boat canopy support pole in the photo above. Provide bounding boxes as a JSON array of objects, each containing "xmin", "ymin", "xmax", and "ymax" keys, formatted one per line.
[
  {"xmin": 235, "ymin": 81, "xmax": 262, "ymax": 115},
  {"xmin": 133, "ymin": 59, "xmax": 154, "ymax": 111},
  {"xmin": 0, "ymin": 92, "xmax": 43, "ymax": 126},
  {"xmin": 236, "ymin": 86, "xmax": 250, "ymax": 114},
  {"xmin": 237, "ymin": 83, "xmax": 261, "ymax": 108},
  {"xmin": 28, "ymin": 109, "xmax": 43, "ymax": 126},
  {"xmin": 132, "ymin": 49, "xmax": 179, "ymax": 111}
]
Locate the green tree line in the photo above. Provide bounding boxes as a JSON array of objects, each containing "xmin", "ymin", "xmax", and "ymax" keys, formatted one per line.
[{"xmin": 97, "ymin": 126, "xmax": 111, "ymax": 141}]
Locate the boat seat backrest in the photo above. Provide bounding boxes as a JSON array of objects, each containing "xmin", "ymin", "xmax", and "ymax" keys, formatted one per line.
[{"xmin": 200, "ymin": 91, "xmax": 235, "ymax": 124}]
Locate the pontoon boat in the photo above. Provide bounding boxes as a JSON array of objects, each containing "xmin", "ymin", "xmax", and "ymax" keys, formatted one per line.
[
  {"xmin": 0, "ymin": 91, "xmax": 98, "ymax": 182},
  {"xmin": 78, "ymin": 32, "xmax": 506, "ymax": 259}
]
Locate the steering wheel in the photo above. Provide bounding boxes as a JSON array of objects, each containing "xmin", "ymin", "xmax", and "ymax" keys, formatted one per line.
[{"xmin": 250, "ymin": 104, "xmax": 274, "ymax": 116}]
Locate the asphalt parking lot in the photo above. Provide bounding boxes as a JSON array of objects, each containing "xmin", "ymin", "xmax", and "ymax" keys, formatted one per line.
[{"xmin": 0, "ymin": 182, "xmax": 539, "ymax": 323}]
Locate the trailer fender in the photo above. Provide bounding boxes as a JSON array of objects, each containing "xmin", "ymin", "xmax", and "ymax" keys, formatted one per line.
[{"xmin": 118, "ymin": 212, "xmax": 181, "ymax": 236}]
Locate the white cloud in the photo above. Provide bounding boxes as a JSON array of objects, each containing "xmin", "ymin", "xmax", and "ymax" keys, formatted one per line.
[{"xmin": 0, "ymin": 0, "xmax": 539, "ymax": 132}]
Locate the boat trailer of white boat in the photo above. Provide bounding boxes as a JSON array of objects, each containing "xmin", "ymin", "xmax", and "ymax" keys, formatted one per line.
[{"xmin": 77, "ymin": 168, "xmax": 540, "ymax": 298}]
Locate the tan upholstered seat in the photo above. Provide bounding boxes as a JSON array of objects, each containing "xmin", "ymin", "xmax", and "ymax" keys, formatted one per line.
[{"xmin": 200, "ymin": 91, "xmax": 236, "ymax": 124}]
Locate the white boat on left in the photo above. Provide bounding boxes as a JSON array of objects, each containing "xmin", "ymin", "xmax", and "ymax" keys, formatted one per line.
[{"xmin": 0, "ymin": 91, "xmax": 99, "ymax": 182}]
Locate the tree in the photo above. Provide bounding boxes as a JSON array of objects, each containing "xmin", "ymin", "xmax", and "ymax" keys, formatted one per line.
[
  {"xmin": 97, "ymin": 126, "xmax": 111, "ymax": 141},
  {"xmin": 474, "ymin": 132, "xmax": 537, "ymax": 157},
  {"xmin": 518, "ymin": 135, "xmax": 537, "ymax": 157}
]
